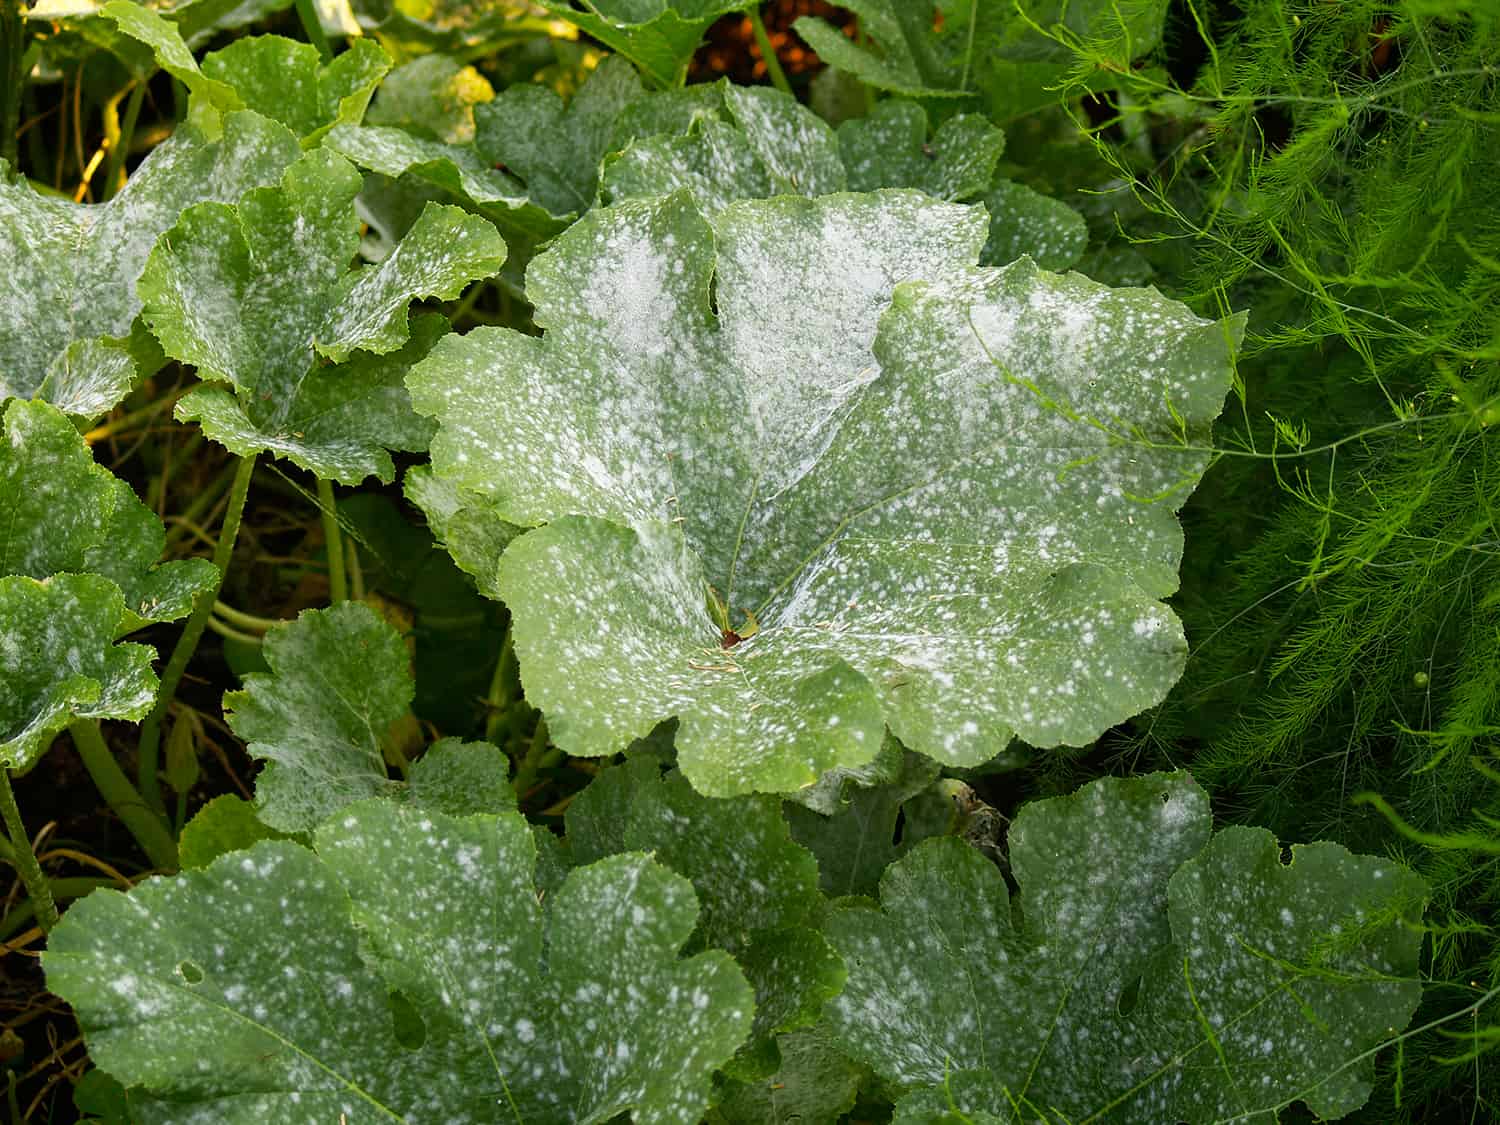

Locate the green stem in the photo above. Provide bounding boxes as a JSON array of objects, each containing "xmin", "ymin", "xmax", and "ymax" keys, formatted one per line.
[
  {"xmin": 101, "ymin": 79, "xmax": 145, "ymax": 200},
  {"xmin": 293, "ymin": 0, "xmax": 334, "ymax": 62},
  {"xmin": 70, "ymin": 721, "xmax": 178, "ymax": 872},
  {"xmin": 484, "ymin": 624, "xmax": 516, "ymax": 745},
  {"xmin": 511, "ymin": 717, "xmax": 551, "ymax": 802},
  {"xmin": 212, "ymin": 599, "xmax": 281, "ymax": 633},
  {"xmin": 746, "ymin": 4, "xmax": 793, "ymax": 98},
  {"xmin": 318, "ymin": 478, "xmax": 347, "ymax": 603},
  {"xmin": 0, "ymin": 770, "xmax": 57, "ymax": 933},
  {"xmin": 138, "ymin": 454, "xmax": 256, "ymax": 812},
  {"xmin": 0, "ymin": 0, "xmax": 24, "ymax": 168}
]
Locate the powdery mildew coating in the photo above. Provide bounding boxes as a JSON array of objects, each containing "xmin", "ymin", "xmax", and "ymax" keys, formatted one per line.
[
  {"xmin": 410, "ymin": 190, "xmax": 1242, "ymax": 797},
  {"xmin": 0, "ymin": 573, "xmax": 157, "ymax": 770},
  {"xmin": 42, "ymin": 801, "xmax": 753, "ymax": 1124},
  {"xmin": 822, "ymin": 772, "xmax": 1426, "ymax": 1123},
  {"xmin": 567, "ymin": 760, "xmax": 842, "ymax": 1061},
  {"xmin": 0, "ymin": 111, "xmax": 301, "ymax": 415},
  {"xmin": 0, "ymin": 398, "xmax": 217, "ymax": 625},
  {"xmin": 140, "ymin": 148, "xmax": 506, "ymax": 484}
]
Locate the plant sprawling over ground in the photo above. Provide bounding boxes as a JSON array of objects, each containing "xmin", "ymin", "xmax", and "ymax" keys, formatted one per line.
[{"xmin": 0, "ymin": 0, "xmax": 1493, "ymax": 1121}]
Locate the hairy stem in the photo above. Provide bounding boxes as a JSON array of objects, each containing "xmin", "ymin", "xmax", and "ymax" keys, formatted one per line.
[
  {"xmin": 293, "ymin": 0, "xmax": 333, "ymax": 63},
  {"xmin": 511, "ymin": 717, "xmax": 551, "ymax": 803},
  {"xmin": 747, "ymin": 5, "xmax": 793, "ymax": 98},
  {"xmin": 101, "ymin": 79, "xmax": 146, "ymax": 199},
  {"xmin": 0, "ymin": 0, "xmax": 23, "ymax": 168},
  {"xmin": 318, "ymin": 478, "xmax": 347, "ymax": 603},
  {"xmin": 0, "ymin": 769, "xmax": 57, "ymax": 933},
  {"xmin": 138, "ymin": 454, "xmax": 256, "ymax": 812},
  {"xmin": 70, "ymin": 721, "xmax": 179, "ymax": 872}
]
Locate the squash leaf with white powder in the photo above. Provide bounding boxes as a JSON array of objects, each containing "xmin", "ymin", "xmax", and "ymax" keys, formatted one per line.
[
  {"xmin": 823, "ymin": 772, "xmax": 1427, "ymax": 1123},
  {"xmin": 142, "ymin": 147, "xmax": 506, "ymax": 484},
  {"xmin": 45, "ymin": 800, "xmax": 753, "ymax": 1123},
  {"xmin": 0, "ymin": 112, "xmax": 300, "ymax": 416},
  {"xmin": 410, "ymin": 189, "xmax": 1242, "ymax": 796}
]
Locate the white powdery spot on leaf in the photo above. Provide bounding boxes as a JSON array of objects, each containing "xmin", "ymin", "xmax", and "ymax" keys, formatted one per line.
[
  {"xmin": 43, "ymin": 802, "xmax": 753, "ymax": 1124},
  {"xmin": 409, "ymin": 190, "xmax": 1243, "ymax": 797},
  {"xmin": 824, "ymin": 772, "xmax": 1428, "ymax": 1123}
]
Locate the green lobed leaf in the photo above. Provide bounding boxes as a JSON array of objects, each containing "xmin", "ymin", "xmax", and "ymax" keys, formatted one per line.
[
  {"xmin": 0, "ymin": 398, "xmax": 217, "ymax": 628},
  {"xmin": 980, "ymin": 177, "xmax": 1088, "ymax": 270},
  {"xmin": 324, "ymin": 123, "xmax": 561, "ymax": 240},
  {"xmin": 0, "ymin": 574, "xmax": 156, "ymax": 770},
  {"xmin": 783, "ymin": 742, "xmax": 943, "ymax": 897},
  {"xmin": 839, "ymin": 99, "xmax": 1006, "ymax": 200},
  {"xmin": 602, "ymin": 82, "xmax": 846, "ymax": 217},
  {"xmin": 201, "ymin": 35, "xmax": 391, "ymax": 144},
  {"xmin": 823, "ymin": 772, "xmax": 1427, "ymax": 1122},
  {"xmin": 45, "ymin": 800, "xmax": 754, "ymax": 1123},
  {"xmin": 224, "ymin": 602, "xmax": 413, "ymax": 830},
  {"xmin": 410, "ymin": 190, "xmax": 1242, "ymax": 795},
  {"xmin": 566, "ymin": 759, "xmax": 844, "ymax": 1074},
  {"xmin": 142, "ymin": 148, "xmax": 505, "ymax": 483},
  {"xmin": 402, "ymin": 463, "xmax": 519, "ymax": 600},
  {"xmin": 712, "ymin": 1028, "xmax": 863, "ymax": 1125},
  {"xmin": 177, "ymin": 794, "xmax": 299, "ymax": 870},
  {"xmin": 101, "ymin": 1, "xmax": 242, "ymax": 115},
  {"xmin": 349, "ymin": 0, "xmax": 560, "ymax": 58},
  {"xmin": 0, "ymin": 111, "xmax": 300, "ymax": 415},
  {"xmin": 475, "ymin": 54, "xmax": 647, "ymax": 216},
  {"xmin": 796, "ymin": 0, "xmax": 1168, "ymax": 117},
  {"xmin": 365, "ymin": 53, "xmax": 494, "ymax": 144},
  {"xmin": 223, "ymin": 602, "xmax": 512, "ymax": 831},
  {"xmin": 540, "ymin": 0, "xmax": 745, "ymax": 88}
]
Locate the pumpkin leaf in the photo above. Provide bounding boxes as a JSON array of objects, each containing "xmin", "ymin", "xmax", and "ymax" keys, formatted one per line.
[
  {"xmin": 567, "ymin": 759, "xmax": 844, "ymax": 1073},
  {"xmin": 0, "ymin": 574, "xmax": 156, "ymax": 770},
  {"xmin": 1, "ymin": 398, "xmax": 217, "ymax": 628},
  {"xmin": 0, "ymin": 112, "xmax": 300, "ymax": 415},
  {"xmin": 823, "ymin": 772, "xmax": 1427, "ymax": 1123},
  {"xmin": 141, "ymin": 148, "xmax": 505, "ymax": 483},
  {"xmin": 224, "ymin": 602, "xmax": 512, "ymax": 831},
  {"xmin": 540, "ymin": 0, "xmax": 746, "ymax": 88},
  {"xmin": 45, "ymin": 800, "xmax": 754, "ymax": 1123},
  {"xmin": 410, "ymin": 190, "xmax": 1242, "ymax": 795}
]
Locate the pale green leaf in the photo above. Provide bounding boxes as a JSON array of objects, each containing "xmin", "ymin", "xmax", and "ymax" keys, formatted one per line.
[
  {"xmin": 475, "ymin": 55, "xmax": 647, "ymax": 216},
  {"xmin": 402, "ymin": 463, "xmax": 519, "ymax": 600},
  {"xmin": 793, "ymin": 1, "xmax": 989, "ymax": 100},
  {"xmin": 540, "ymin": 0, "xmax": 744, "ymax": 88},
  {"xmin": 224, "ymin": 602, "xmax": 412, "ymax": 830},
  {"xmin": 981, "ymin": 177, "xmax": 1088, "ymax": 270},
  {"xmin": 324, "ymin": 124, "xmax": 563, "ymax": 238},
  {"xmin": 566, "ymin": 759, "xmax": 844, "ymax": 1074},
  {"xmin": 366, "ymin": 53, "xmax": 493, "ymax": 144},
  {"xmin": 177, "ymin": 794, "xmax": 298, "ymax": 870},
  {"xmin": 142, "ymin": 148, "xmax": 505, "ymax": 483},
  {"xmin": 839, "ymin": 99, "xmax": 1005, "ymax": 200},
  {"xmin": 201, "ymin": 35, "xmax": 391, "ymax": 143},
  {"xmin": 406, "ymin": 737, "xmax": 516, "ymax": 815},
  {"xmin": 174, "ymin": 314, "xmax": 445, "ymax": 485},
  {"xmin": 0, "ymin": 399, "xmax": 217, "ymax": 627},
  {"xmin": 824, "ymin": 772, "xmax": 1427, "ymax": 1123},
  {"xmin": 411, "ymin": 191, "xmax": 1241, "ymax": 795},
  {"xmin": 0, "ymin": 112, "xmax": 300, "ymax": 415},
  {"xmin": 0, "ymin": 574, "xmax": 156, "ymax": 770},
  {"xmin": 101, "ymin": 1, "xmax": 242, "ymax": 115},
  {"xmin": 713, "ymin": 1028, "xmax": 863, "ymax": 1125},
  {"xmin": 45, "ymin": 800, "xmax": 755, "ymax": 1123},
  {"xmin": 602, "ymin": 83, "xmax": 845, "ymax": 216}
]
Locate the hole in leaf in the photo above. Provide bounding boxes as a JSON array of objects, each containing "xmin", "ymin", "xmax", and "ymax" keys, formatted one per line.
[
  {"xmin": 388, "ymin": 989, "xmax": 427, "ymax": 1051},
  {"xmin": 1116, "ymin": 972, "xmax": 1143, "ymax": 1017},
  {"xmin": 892, "ymin": 806, "xmax": 907, "ymax": 848},
  {"xmin": 176, "ymin": 960, "xmax": 204, "ymax": 984}
]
